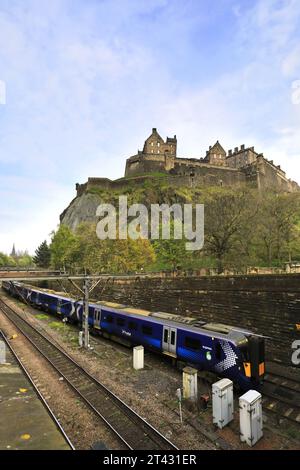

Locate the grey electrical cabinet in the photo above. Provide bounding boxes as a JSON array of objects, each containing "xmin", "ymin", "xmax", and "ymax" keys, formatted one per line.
[
  {"xmin": 239, "ymin": 390, "xmax": 263, "ymax": 447},
  {"xmin": 212, "ymin": 378, "xmax": 234, "ymax": 429}
]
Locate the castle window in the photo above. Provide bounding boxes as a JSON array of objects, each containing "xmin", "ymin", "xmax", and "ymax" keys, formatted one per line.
[
  {"xmin": 157, "ymin": 142, "xmax": 160, "ymax": 147},
  {"xmin": 151, "ymin": 142, "xmax": 154, "ymax": 146},
  {"xmin": 158, "ymin": 150, "xmax": 160, "ymax": 153},
  {"xmin": 151, "ymin": 150, "xmax": 154, "ymax": 153}
]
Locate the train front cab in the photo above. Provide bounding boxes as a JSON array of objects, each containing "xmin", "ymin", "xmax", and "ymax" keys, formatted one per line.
[{"xmin": 242, "ymin": 335, "xmax": 265, "ymax": 384}]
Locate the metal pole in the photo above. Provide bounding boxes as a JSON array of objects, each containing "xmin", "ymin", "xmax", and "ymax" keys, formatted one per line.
[
  {"xmin": 178, "ymin": 400, "xmax": 183, "ymax": 424},
  {"xmin": 83, "ymin": 277, "xmax": 90, "ymax": 349},
  {"xmin": 176, "ymin": 388, "xmax": 183, "ymax": 424}
]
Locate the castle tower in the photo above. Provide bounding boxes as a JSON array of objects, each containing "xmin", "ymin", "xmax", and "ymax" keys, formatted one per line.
[
  {"xmin": 204, "ymin": 141, "xmax": 227, "ymax": 166},
  {"xmin": 125, "ymin": 128, "xmax": 177, "ymax": 177},
  {"xmin": 143, "ymin": 128, "xmax": 177, "ymax": 157}
]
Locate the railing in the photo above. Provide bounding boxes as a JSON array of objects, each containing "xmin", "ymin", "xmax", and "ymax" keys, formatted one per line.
[{"xmin": 0, "ymin": 267, "xmax": 61, "ymax": 273}]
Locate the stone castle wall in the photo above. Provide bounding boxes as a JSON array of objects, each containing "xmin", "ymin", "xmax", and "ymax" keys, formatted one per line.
[
  {"xmin": 76, "ymin": 158, "xmax": 298, "ymax": 195},
  {"xmin": 75, "ymin": 168, "xmax": 247, "ymax": 196},
  {"xmin": 125, "ymin": 153, "xmax": 170, "ymax": 177},
  {"xmin": 256, "ymin": 157, "xmax": 298, "ymax": 192}
]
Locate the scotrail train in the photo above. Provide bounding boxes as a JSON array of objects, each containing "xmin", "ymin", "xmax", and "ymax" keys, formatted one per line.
[{"xmin": 2, "ymin": 281, "xmax": 265, "ymax": 390}]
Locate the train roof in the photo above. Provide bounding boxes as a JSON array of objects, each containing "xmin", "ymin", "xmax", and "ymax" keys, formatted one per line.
[{"xmin": 92, "ymin": 304, "xmax": 248, "ymax": 342}]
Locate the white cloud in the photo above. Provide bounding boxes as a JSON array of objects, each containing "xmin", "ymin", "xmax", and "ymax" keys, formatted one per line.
[
  {"xmin": 0, "ymin": 0, "xmax": 300, "ymax": 254},
  {"xmin": 282, "ymin": 45, "xmax": 300, "ymax": 77}
]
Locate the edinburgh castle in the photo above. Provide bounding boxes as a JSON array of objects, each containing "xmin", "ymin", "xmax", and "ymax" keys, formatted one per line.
[{"xmin": 75, "ymin": 128, "xmax": 299, "ymax": 196}]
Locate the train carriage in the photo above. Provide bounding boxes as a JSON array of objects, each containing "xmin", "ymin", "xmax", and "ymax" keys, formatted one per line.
[{"xmin": 2, "ymin": 281, "xmax": 265, "ymax": 390}]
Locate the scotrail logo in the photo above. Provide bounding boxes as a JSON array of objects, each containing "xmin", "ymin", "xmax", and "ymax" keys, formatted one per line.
[{"xmin": 95, "ymin": 196, "xmax": 204, "ymax": 251}]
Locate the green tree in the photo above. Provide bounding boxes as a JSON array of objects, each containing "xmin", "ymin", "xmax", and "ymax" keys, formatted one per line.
[
  {"xmin": 107, "ymin": 238, "xmax": 156, "ymax": 274},
  {"xmin": 0, "ymin": 252, "xmax": 9, "ymax": 267},
  {"xmin": 33, "ymin": 241, "xmax": 51, "ymax": 268},
  {"xmin": 152, "ymin": 219, "xmax": 191, "ymax": 271},
  {"xmin": 7, "ymin": 256, "xmax": 17, "ymax": 267},
  {"xmin": 75, "ymin": 222, "xmax": 156, "ymax": 274},
  {"xmin": 50, "ymin": 225, "xmax": 79, "ymax": 271},
  {"xmin": 153, "ymin": 237, "xmax": 188, "ymax": 271},
  {"xmin": 203, "ymin": 188, "xmax": 257, "ymax": 273},
  {"xmin": 49, "ymin": 222, "xmax": 156, "ymax": 274},
  {"xmin": 256, "ymin": 192, "xmax": 300, "ymax": 265},
  {"xmin": 18, "ymin": 254, "xmax": 33, "ymax": 268}
]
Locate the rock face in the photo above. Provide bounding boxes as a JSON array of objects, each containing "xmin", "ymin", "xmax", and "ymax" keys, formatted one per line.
[{"xmin": 60, "ymin": 192, "xmax": 102, "ymax": 231}]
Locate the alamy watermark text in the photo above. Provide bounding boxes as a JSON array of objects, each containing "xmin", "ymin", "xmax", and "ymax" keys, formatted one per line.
[{"xmin": 95, "ymin": 196, "xmax": 204, "ymax": 251}]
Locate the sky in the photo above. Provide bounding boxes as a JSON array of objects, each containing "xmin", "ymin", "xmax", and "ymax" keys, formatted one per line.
[{"xmin": 0, "ymin": 0, "xmax": 300, "ymax": 254}]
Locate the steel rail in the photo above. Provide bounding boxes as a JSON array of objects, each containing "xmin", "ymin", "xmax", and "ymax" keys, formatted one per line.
[
  {"xmin": 0, "ymin": 297, "xmax": 178, "ymax": 450},
  {"xmin": 0, "ymin": 329, "xmax": 75, "ymax": 450}
]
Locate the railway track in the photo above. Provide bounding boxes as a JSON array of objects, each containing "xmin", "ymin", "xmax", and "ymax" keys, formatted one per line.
[
  {"xmin": 0, "ymin": 297, "xmax": 178, "ymax": 450},
  {"xmin": 0, "ymin": 330, "xmax": 74, "ymax": 450},
  {"xmin": 261, "ymin": 371, "xmax": 300, "ymax": 425}
]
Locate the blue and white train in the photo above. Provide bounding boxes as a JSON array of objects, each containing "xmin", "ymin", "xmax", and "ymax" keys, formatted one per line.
[{"xmin": 2, "ymin": 281, "xmax": 265, "ymax": 390}]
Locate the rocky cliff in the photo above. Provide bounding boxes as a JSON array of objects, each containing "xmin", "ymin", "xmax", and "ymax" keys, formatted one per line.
[
  {"xmin": 60, "ymin": 192, "xmax": 103, "ymax": 231},
  {"xmin": 60, "ymin": 178, "xmax": 193, "ymax": 231}
]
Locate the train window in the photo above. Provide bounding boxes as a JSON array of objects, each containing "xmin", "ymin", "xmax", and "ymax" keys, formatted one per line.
[
  {"xmin": 259, "ymin": 339, "xmax": 265, "ymax": 362},
  {"xmin": 142, "ymin": 325, "xmax": 152, "ymax": 336},
  {"xmin": 215, "ymin": 342, "xmax": 222, "ymax": 360},
  {"xmin": 106, "ymin": 315, "xmax": 114, "ymax": 324},
  {"xmin": 117, "ymin": 318, "xmax": 125, "ymax": 327},
  {"xmin": 94, "ymin": 310, "xmax": 101, "ymax": 321},
  {"xmin": 129, "ymin": 321, "xmax": 138, "ymax": 330},
  {"xmin": 170, "ymin": 330, "xmax": 176, "ymax": 345},
  {"xmin": 184, "ymin": 337, "xmax": 201, "ymax": 351},
  {"xmin": 240, "ymin": 345, "xmax": 249, "ymax": 362}
]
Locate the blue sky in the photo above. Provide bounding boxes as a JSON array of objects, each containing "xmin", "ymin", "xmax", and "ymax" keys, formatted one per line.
[{"xmin": 0, "ymin": 0, "xmax": 300, "ymax": 254}]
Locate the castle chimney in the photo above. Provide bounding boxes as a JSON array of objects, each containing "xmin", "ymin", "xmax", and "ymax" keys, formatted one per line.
[
  {"xmin": 152, "ymin": 128, "xmax": 157, "ymax": 132},
  {"xmin": 228, "ymin": 149, "xmax": 232, "ymax": 156},
  {"xmin": 234, "ymin": 147, "xmax": 238, "ymax": 153},
  {"xmin": 209, "ymin": 145, "xmax": 212, "ymax": 150},
  {"xmin": 250, "ymin": 146, "xmax": 254, "ymax": 151},
  {"xmin": 241, "ymin": 144, "xmax": 245, "ymax": 151}
]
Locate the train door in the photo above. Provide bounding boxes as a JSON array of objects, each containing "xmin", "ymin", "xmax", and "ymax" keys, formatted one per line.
[
  {"xmin": 57, "ymin": 298, "xmax": 62, "ymax": 315},
  {"xmin": 162, "ymin": 326, "xmax": 177, "ymax": 355},
  {"xmin": 93, "ymin": 308, "xmax": 101, "ymax": 330}
]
